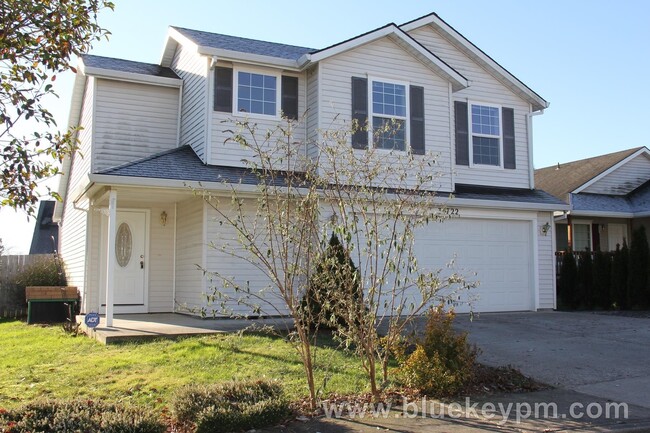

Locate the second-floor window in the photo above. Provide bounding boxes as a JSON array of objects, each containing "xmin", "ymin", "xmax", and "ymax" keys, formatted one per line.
[
  {"xmin": 214, "ymin": 67, "xmax": 298, "ymax": 120},
  {"xmin": 236, "ymin": 71, "xmax": 278, "ymax": 116},
  {"xmin": 471, "ymin": 103, "xmax": 501, "ymax": 166},
  {"xmin": 371, "ymin": 80, "xmax": 407, "ymax": 151}
]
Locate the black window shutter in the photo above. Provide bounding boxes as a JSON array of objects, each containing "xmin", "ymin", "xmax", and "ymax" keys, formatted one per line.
[
  {"xmin": 502, "ymin": 107, "xmax": 516, "ymax": 169},
  {"xmin": 351, "ymin": 76, "xmax": 368, "ymax": 149},
  {"xmin": 454, "ymin": 101, "xmax": 469, "ymax": 166},
  {"xmin": 409, "ymin": 85, "xmax": 425, "ymax": 155},
  {"xmin": 281, "ymin": 75, "xmax": 299, "ymax": 120},
  {"xmin": 214, "ymin": 67, "xmax": 233, "ymax": 112}
]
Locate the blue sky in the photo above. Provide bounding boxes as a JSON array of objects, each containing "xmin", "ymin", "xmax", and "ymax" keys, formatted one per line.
[{"xmin": 1, "ymin": 0, "xmax": 649, "ymax": 253}]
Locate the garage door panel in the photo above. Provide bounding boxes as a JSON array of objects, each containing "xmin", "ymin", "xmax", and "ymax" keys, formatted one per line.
[{"xmin": 414, "ymin": 218, "xmax": 533, "ymax": 313}]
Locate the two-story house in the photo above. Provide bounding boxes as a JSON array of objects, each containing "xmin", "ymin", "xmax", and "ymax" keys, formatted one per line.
[{"xmin": 56, "ymin": 12, "xmax": 567, "ymax": 321}]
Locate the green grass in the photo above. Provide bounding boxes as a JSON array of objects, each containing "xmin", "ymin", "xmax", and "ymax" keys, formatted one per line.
[{"xmin": 0, "ymin": 318, "xmax": 368, "ymax": 410}]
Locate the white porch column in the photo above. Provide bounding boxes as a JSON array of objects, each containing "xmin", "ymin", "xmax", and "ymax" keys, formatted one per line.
[{"xmin": 105, "ymin": 190, "xmax": 117, "ymax": 327}]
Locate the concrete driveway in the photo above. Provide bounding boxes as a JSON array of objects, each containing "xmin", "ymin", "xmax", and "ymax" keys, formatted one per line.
[{"xmin": 454, "ymin": 311, "xmax": 650, "ymax": 409}]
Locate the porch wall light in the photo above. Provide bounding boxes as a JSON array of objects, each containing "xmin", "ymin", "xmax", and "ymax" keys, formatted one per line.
[
  {"xmin": 160, "ymin": 211, "xmax": 168, "ymax": 226},
  {"xmin": 541, "ymin": 222, "xmax": 551, "ymax": 236}
]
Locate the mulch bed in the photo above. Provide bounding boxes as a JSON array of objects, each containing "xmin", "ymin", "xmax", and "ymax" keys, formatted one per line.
[{"xmin": 295, "ymin": 362, "xmax": 549, "ymax": 416}]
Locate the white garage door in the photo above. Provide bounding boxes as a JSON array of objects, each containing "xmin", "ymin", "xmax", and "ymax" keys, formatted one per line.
[{"xmin": 415, "ymin": 218, "xmax": 533, "ymax": 313}]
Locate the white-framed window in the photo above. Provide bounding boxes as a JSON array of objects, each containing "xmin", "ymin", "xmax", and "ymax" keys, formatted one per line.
[
  {"xmin": 370, "ymin": 78, "xmax": 409, "ymax": 151},
  {"xmin": 234, "ymin": 69, "xmax": 280, "ymax": 117},
  {"xmin": 572, "ymin": 222, "xmax": 592, "ymax": 252},
  {"xmin": 470, "ymin": 102, "xmax": 502, "ymax": 167}
]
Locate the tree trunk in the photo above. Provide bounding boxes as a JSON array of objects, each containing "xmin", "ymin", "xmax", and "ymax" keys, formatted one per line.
[{"xmin": 299, "ymin": 331, "xmax": 317, "ymax": 410}]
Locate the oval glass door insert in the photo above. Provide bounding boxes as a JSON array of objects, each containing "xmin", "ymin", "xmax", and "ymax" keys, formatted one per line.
[{"xmin": 115, "ymin": 222, "xmax": 132, "ymax": 267}]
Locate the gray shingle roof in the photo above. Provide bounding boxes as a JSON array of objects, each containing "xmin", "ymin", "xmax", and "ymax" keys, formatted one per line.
[
  {"xmin": 98, "ymin": 146, "xmax": 290, "ymax": 186},
  {"xmin": 534, "ymin": 147, "xmax": 644, "ymax": 202},
  {"xmin": 82, "ymin": 54, "xmax": 180, "ymax": 79},
  {"xmin": 570, "ymin": 181, "xmax": 650, "ymax": 214},
  {"xmin": 172, "ymin": 27, "xmax": 315, "ymax": 61},
  {"xmin": 454, "ymin": 184, "xmax": 567, "ymax": 206},
  {"xmin": 29, "ymin": 201, "xmax": 59, "ymax": 254},
  {"xmin": 99, "ymin": 147, "xmax": 565, "ymax": 208}
]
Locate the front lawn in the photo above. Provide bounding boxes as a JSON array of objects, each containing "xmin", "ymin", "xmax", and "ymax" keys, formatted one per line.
[{"xmin": 0, "ymin": 319, "xmax": 367, "ymax": 410}]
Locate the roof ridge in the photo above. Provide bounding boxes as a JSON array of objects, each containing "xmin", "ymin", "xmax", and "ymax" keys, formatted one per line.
[
  {"xmin": 537, "ymin": 147, "xmax": 645, "ymax": 171},
  {"xmin": 99, "ymin": 145, "xmax": 193, "ymax": 174},
  {"xmin": 170, "ymin": 26, "xmax": 316, "ymax": 51}
]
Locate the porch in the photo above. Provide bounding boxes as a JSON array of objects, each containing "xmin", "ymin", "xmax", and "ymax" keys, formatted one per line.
[{"xmin": 77, "ymin": 313, "xmax": 294, "ymax": 344}]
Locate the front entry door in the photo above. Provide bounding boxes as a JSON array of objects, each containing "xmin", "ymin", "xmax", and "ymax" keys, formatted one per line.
[{"xmin": 101, "ymin": 210, "xmax": 148, "ymax": 312}]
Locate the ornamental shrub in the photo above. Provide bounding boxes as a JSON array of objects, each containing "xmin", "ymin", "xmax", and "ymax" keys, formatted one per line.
[
  {"xmin": 396, "ymin": 306, "xmax": 477, "ymax": 396},
  {"xmin": 592, "ymin": 250, "xmax": 612, "ymax": 309},
  {"xmin": 170, "ymin": 379, "xmax": 290, "ymax": 433},
  {"xmin": 628, "ymin": 226, "xmax": 650, "ymax": 309},
  {"xmin": 0, "ymin": 400, "xmax": 164, "ymax": 433},
  {"xmin": 576, "ymin": 251, "xmax": 593, "ymax": 309},
  {"xmin": 301, "ymin": 233, "xmax": 362, "ymax": 329},
  {"xmin": 611, "ymin": 241, "xmax": 629, "ymax": 309},
  {"xmin": 557, "ymin": 251, "xmax": 578, "ymax": 309}
]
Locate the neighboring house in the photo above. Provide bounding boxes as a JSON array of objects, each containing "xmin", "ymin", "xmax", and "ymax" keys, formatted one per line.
[
  {"xmin": 29, "ymin": 201, "xmax": 59, "ymax": 254},
  {"xmin": 535, "ymin": 147, "xmax": 650, "ymax": 253},
  {"xmin": 56, "ymin": 12, "xmax": 567, "ymax": 319}
]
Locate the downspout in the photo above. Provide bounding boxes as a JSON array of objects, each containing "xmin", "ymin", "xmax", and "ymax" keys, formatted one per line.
[
  {"xmin": 172, "ymin": 202, "xmax": 177, "ymax": 312},
  {"xmin": 526, "ymin": 107, "xmax": 545, "ymax": 189}
]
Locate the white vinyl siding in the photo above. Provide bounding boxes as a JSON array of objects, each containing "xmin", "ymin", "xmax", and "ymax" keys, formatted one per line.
[
  {"xmin": 318, "ymin": 37, "xmax": 453, "ymax": 192},
  {"xmin": 145, "ymin": 204, "xmax": 175, "ymax": 312},
  {"xmin": 210, "ymin": 65, "xmax": 307, "ymax": 168},
  {"xmin": 171, "ymin": 44, "xmax": 209, "ymax": 161},
  {"xmin": 582, "ymin": 154, "xmax": 650, "ymax": 195},
  {"xmin": 92, "ymin": 79, "xmax": 179, "ymax": 172},
  {"xmin": 59, "ymin": 77, "xmax": 94, "ymax": 312},
  {"xmin": 204, "ymin": 200, "xmax": 289, "ymax": 316},
  {"xmin": 306, "ymin": 65, "xmax": 319, "ymax": 160},
  {"xmin": 408, "ymin": 25, "xmax": 531, "ymax": 189},
  {"xmin": 174, "ymin": 198, "xmax": 205, "ymax": 312},
  {"xmin": 537, "ymin": 212, "xmax": 555, "ymax": 309}
]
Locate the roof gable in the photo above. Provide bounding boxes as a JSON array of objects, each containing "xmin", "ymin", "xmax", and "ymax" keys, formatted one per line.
[
  {"xmin": 160, "ymin": 21, "xmax": 468, "ymax": 90},
  {"xmin": 535, "ymin": 147, "xmax": 647, "ymax": 202},
  {"xmin": 400, "ymin": 12, "xmax": 548, "ymax": 111},
  {"xmin": 305, "ymin": 23, "xmax": 467, "ymax": 91}
]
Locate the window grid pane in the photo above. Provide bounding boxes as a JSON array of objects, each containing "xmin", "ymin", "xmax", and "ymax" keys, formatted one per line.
[
  {"xmin": 372, "ymin": 81, "xmax": 406, "ymax": 118},
  {"xmin": 237, "ymin": 71, "xmax": 276, "ymax": 115},
  {"xmin": 472, "ymin": 136, "xmax": 500, "ymax": 166},
  {"xmin": 471, "ymin": 105, "xmax": 500, "ymax": 136},
  {"xmin": 373, "ymin": 117, "xmax": 405, "ymax": 151}
]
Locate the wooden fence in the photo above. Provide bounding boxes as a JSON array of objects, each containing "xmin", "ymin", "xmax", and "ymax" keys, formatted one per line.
[{"xmin": 0, "ymin": 254, "xmax": 50, "ymax": 318}]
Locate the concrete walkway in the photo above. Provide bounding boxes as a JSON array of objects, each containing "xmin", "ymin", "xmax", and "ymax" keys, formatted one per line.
[
  {"xmin": 454, "ymin": 311, "xmax": 650, "ymax": 410},
  {"xmin": 77, "ymin": 313, "xmax": 293, "ymax": 344}
]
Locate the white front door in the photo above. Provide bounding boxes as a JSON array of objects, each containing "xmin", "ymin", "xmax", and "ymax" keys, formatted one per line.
[{"xmin": 100, "ymin": 210, "xmax": 149, "ymax": 313}]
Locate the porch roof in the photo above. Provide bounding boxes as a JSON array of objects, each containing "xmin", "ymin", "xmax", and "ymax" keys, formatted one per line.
[
  {"xmin": 98, "ymin": 145, "xmax": 290, "ymax": 186},
  {"xmin": 570, "ymin": 180, "xmax": 650, "ymax": 216},
  {"xmin": 96, "ymin": 146, "xmax": 568, "ymax": 210}
]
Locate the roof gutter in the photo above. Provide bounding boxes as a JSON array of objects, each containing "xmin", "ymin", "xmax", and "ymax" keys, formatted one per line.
[
  {"xmin": 433, "ymin": 196, "xmax": 568, "ymax": 212},
  {"xmin": 80, "ymin": 63, "xmax": 182, "ymax": 88},
  {"xmin": 198, "ymin": 46, "xmax": 302, "ymax": 71}
]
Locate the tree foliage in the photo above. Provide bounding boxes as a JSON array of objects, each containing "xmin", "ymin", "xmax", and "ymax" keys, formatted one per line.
[
  {"xmin": 0, "ymin": 0, "xmax": 113, "ymax": 213},
  {"xmin": 196, "ymin": 115, "xmax": 476, "ymax": 405}
]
